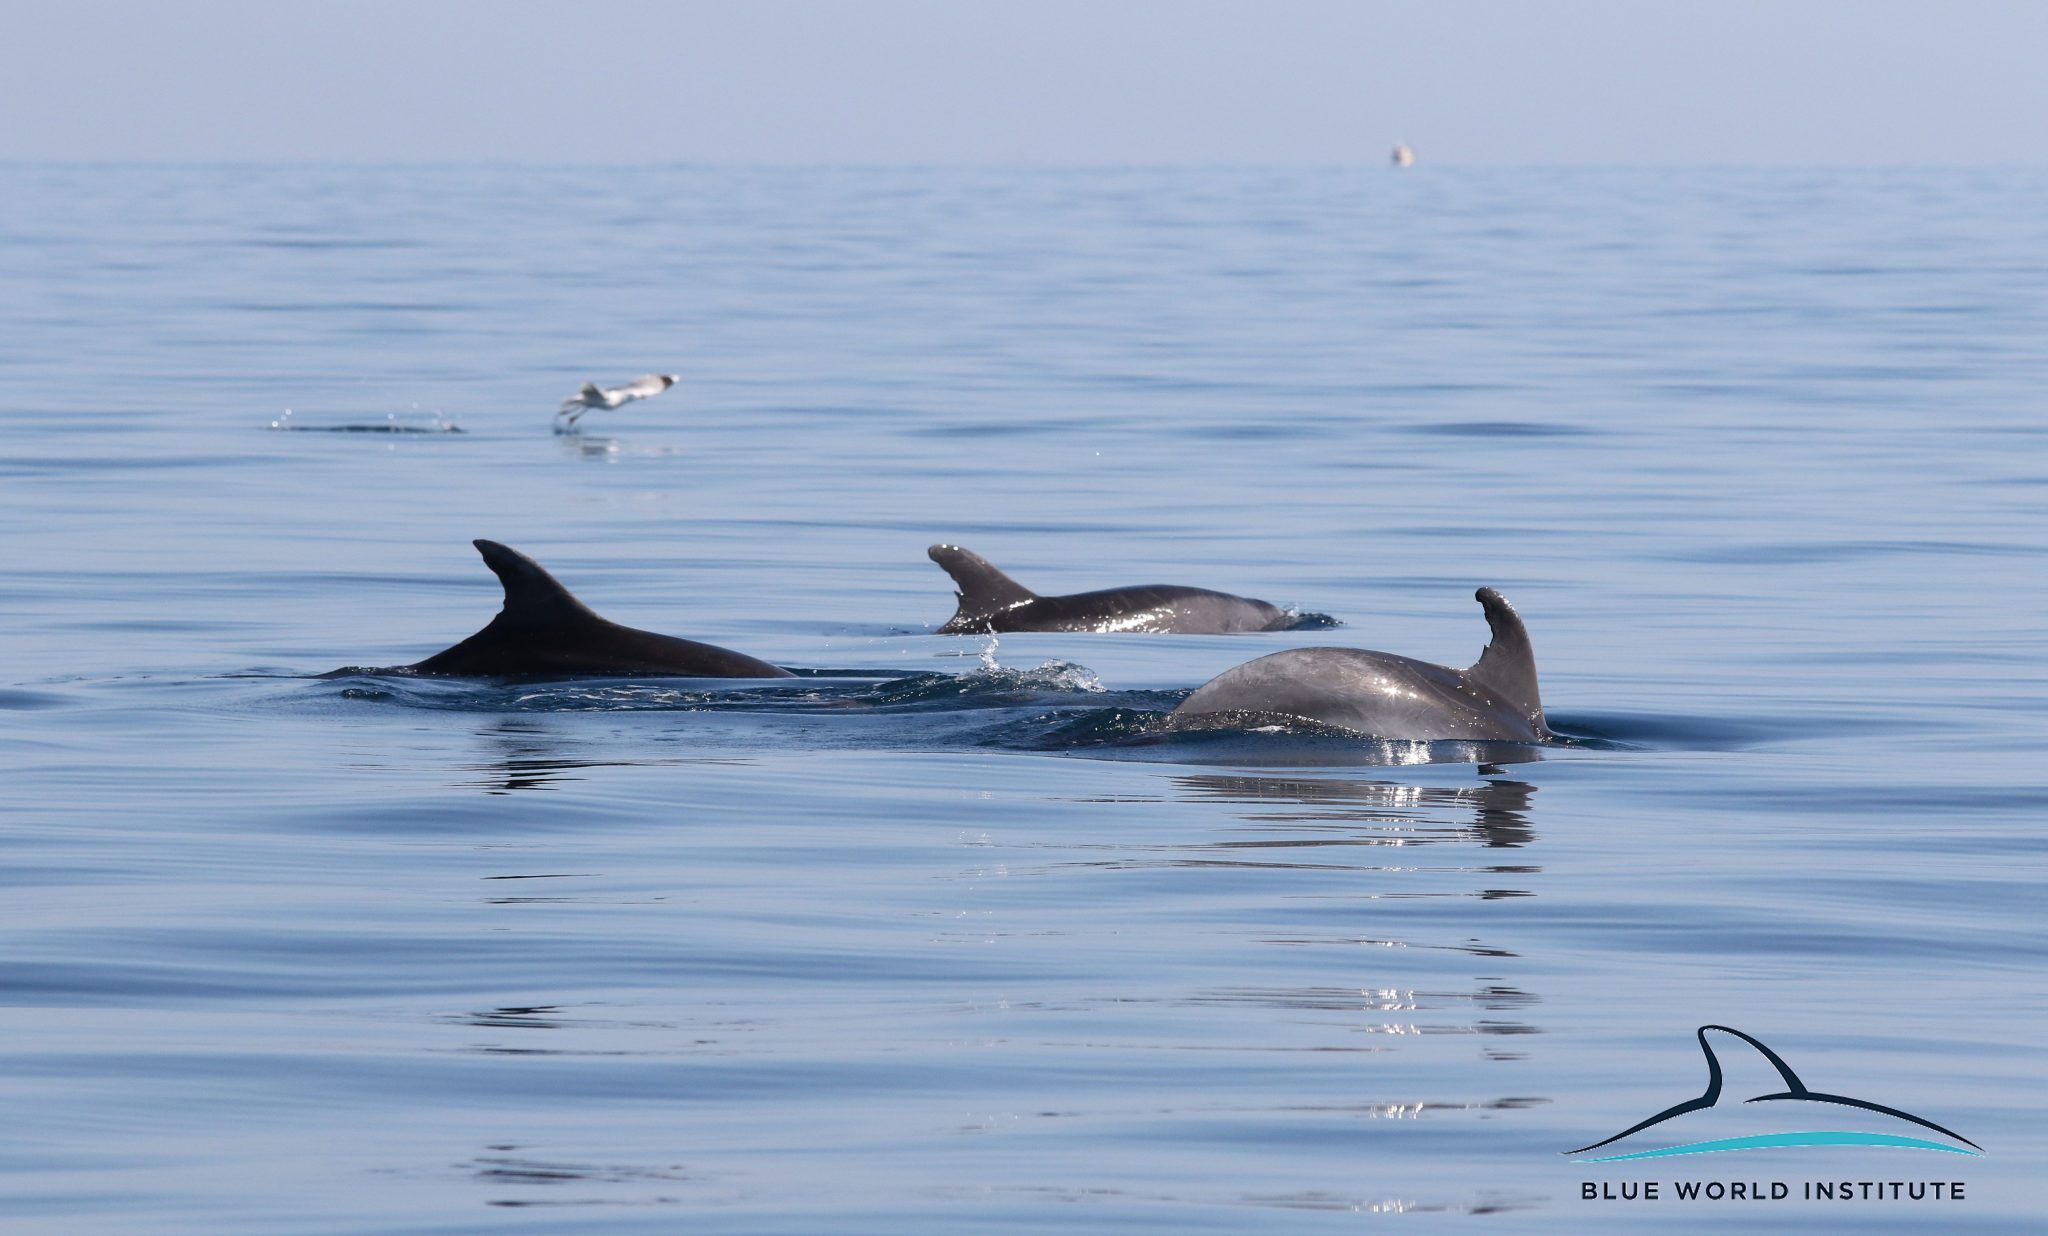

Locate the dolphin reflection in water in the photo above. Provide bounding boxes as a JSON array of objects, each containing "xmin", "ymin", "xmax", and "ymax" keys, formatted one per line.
[{"xmin": 1173, "ymin": 773, "xmax": 1538, "ymax": 849}]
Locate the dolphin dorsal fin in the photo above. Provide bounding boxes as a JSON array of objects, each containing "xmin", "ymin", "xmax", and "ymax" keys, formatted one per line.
[
  {"xmin": 1466, "ymin": 587, "xmax": 1546, "ymax": 731},
  {"xmin": 928, "ymin": 544, "xmax": 1036, "ymax": 622},
  {"xmin": 472, "ymin": 539, "xmax": 598, "ymax": 627}
]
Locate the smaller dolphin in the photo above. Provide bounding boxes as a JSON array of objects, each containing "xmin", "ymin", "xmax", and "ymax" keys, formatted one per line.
[
  {"xmin": 339, "ymin": 540, "xmax": 791, "ymax": 679},
  {"xmin": 1170, "ymin": 588, "xmax": 1550, "ymax": 742},
  {"xmin": 557, "ymin": 374, "xmax": 679, "ymax": 427},
  {"xmin": 927, "ymin": 544, "xmax": 1295, "ymax": 634}
]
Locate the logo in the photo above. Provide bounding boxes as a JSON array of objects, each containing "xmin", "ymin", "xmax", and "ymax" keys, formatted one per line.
[{"xmin": 1566, "ymin": 1025, "xmax": 1981, "ymax": 1162}]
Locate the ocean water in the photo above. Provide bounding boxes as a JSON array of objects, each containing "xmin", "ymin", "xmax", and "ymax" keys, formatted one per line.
[{"xmin": 1, "ymin": 164, "xmax": 2044, "ymax": 1232}]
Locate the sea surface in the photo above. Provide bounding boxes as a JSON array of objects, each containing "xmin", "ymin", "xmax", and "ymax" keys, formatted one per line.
[{"xmin": 1, "ymin": 165, "xmax": 2043, "ymax": 1232}]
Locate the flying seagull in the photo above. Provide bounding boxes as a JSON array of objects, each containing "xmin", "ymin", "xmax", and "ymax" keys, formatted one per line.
[{"xmin": 557, "ymin": 374, "xmax": 680, "ymax": 427}]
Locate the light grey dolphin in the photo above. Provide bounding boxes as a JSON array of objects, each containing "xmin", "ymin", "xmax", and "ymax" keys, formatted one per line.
[
  {"xmin": 928, "ymin": 544, "xmax": 1294, "ymax": 634},
  {"xmin": 334, "ymin": 540, "xmax": 792, "ymax": 679},
  {"xmin": 1170, "ymin": 588, "xmax": 1551, "ymax": 742}
]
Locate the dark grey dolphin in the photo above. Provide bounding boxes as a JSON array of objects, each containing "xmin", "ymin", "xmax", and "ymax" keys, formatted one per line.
[
  {"xmin": 337, "ymin": 540, "xmax": 792, "ymax": 679},
  {"xmin": 928, "ymin": 544, "xmax": 1293, "ymax": 634},
  {"xmin": 1170, "ymin": 588, "xmax": 1550, "ymax": 741}
]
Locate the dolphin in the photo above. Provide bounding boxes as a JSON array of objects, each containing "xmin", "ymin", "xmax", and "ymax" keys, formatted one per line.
[
  {"xmin": 336, "ymin": 540, "xmax": 792, "ymax": 679},
  {"xmin": 927, "ymin": 544, "xmax": 1294, "ymax": 634},
  {"xmin": 1169, "ymin": 587, "xmax": 1550, "ymax": 741}
]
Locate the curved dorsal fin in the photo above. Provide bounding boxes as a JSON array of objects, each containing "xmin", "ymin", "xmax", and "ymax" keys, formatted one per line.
[
  {"xmin": 473, "ymin": 539, "xmax": 598, "ymax": 627},
  {"xmin": 928, "ymin": 544, "xmax": 1036, "ymax": 623},
  {"xmin": 1466, "ymin": 587, "xmax": 1546, "ymax": 731}
]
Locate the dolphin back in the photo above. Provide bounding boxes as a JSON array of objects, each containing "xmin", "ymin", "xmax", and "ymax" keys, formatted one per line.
[
  {"xmin": 1168, "ymin": 587, "xmax": 1552, "ymax": 742},
  {"xmin": 929, "ymin": 544, "xmax": 1037, "ymax": 632},
  {"xmin": 398, "ymin": 540, "xmax": 790, "ymax": 678}
]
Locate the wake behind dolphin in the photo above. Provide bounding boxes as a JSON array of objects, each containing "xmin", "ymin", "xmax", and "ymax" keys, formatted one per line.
[
  {"xmin": 328, "ymin": 541, "xmax": 791, "ymax": 679},
  {"xmin": 928, "ymin": 544, "xmax": 1304, "ymax": 634}
]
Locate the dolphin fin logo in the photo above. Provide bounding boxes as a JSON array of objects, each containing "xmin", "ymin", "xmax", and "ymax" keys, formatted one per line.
[{"xmin": 1567, "ymin": 1025, "xmax": 1980, "ymax": 1158}]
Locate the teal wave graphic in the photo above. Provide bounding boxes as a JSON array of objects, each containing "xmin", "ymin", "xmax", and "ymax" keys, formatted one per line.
[{"xmin": 1586, "ymin": 1132, "xmax": 1982, "ymax": 1162}]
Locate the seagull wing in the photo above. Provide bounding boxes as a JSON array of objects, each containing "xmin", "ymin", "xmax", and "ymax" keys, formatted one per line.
[
  {"xmin": 559, "ymin": 382, "xmax": 607, "ymax": 413},
  {"xmin": 615, "ymin": 374, "xmax": 670, "ymax": 402}
]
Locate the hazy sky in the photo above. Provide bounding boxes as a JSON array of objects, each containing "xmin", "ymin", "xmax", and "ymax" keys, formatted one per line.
[{"xmin": 5, "ymin": 0, "xmax": 2043, "ymax": 165}]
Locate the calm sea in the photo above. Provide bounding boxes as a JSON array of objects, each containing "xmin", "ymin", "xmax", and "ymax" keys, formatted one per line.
[{"xmin": 1, "ymin": 165, "xmax": 2044, "ymax": 1232}]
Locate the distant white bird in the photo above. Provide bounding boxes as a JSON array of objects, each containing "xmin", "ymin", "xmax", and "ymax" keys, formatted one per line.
[
  {"xmin": 556, "ymin": 373, "xmax": 680, "ymax": 427},
  {"xmin": 1390, "ymin": 143, "xmax": 1416, "ymax": 168}
]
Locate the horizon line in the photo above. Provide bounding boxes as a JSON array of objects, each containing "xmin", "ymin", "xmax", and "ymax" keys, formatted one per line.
[{"xmin": 3, "ymin": 158, "xmax": 2042, "ymax": 172}]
